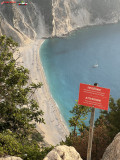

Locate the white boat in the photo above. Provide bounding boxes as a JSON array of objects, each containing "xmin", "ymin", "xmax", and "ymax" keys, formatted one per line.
[{"xmin": 93, "ymin": 64, "xmax": 98, "ymax": 68}]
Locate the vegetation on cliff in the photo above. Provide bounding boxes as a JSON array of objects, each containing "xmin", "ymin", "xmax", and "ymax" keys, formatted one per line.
[
  {"xmin": 61, "ymin": 97, "xmax": 120, "ymax": 160},
  {"xmin": 0, "ymin": 36, "xmax": 53, "ymax": 160}
]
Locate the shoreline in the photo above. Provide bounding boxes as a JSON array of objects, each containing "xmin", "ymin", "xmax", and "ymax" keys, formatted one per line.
[{"xmin": 17, "ymin": 39, "xmax": 69, "ymax": 145}]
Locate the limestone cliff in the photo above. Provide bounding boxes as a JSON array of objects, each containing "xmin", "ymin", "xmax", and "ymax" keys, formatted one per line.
[
  {"xmin": 52, "ymin": 0, "xmax": 120, "ymax": 36},
  {"xmin": 101, "ymin": 133, "xmax": 120, "ymax": 160},
  {"xmin": 0, "ymin": 0, "xmax": 120, "ymax": 43},
  {"xmin": 43, "ymin": 145, "xmax": 83, "ymax": 160},
  {"xmin": 0, "ymin": 0, "xmax": 53, "ymax": 44},
  {"xmin": 0, "ymin": 156, "xmax": 22, "ymax": 160}
]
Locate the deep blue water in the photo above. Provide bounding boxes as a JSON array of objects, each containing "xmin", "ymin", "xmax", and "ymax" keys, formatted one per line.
[{"xmin": 40, "ymin": 23, "xmax": 120, "ymax": 128}]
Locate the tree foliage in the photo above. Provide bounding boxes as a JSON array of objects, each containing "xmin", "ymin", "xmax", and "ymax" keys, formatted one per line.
[
  {"xmin": 62, "ymin": 96, "xmax": 120, "ymax": 160},
  {"xmin": 69, "ymin": 101, "xmax": 91, "ymax": 135},
  {"xmin": 63, "ymin": 110, "xmax": 111, "ymax": 160},
  {"xmin": 100, "ymin": 97, "xmax": 120, "ymax": 139},
  {"xmin": 0, "ymin": 36, "xmax": 53, "ymax": 159},
  {"xmin": 0, "ymin": 36, "xmax": 45, "ymax": 136},
  {"xmin": 0, "ymin": 129, "xmax": 53, "ymax": 160},
  {"xmin": 69, "ymin": 118, "xmax": 110, "ymax": 160}
]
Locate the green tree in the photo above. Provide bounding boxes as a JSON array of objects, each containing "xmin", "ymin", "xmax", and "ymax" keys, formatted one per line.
[
  {"xmin": 62, "ymin": 110, "xmax": 111, "ymax": 160},
  {"xmin": 0, "ymin": 129, "xmax": 53, "ymax": 159},
  {"xmin": 0, "ymin": 35, "xmax": 55, "ymax": 159},
  {"xmin": 62, "ymin": 97, "xmax": 120, "ymax": 160},
  {"xmin": 0, "ymin": 35, "xmax": 45, "ymax": 136},
  {"xmin": 101, "ymin": 97, "xmax": 120, "ymax": 139},
  {"xmin": 69, "ymin": 101, "xmax": 91, "ymax": 135}
]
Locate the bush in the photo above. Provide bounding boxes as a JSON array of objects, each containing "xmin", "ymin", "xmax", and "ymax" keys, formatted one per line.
[
  {"xmin": 0, "ymin": 130, "xmax": 53, "ymax": 160},
  {"xmin": 0, "ymin": 130, "xmax": 22, "ymax": 156},
  {"xmin": 0, "ymin": 35, "xmax": 50, "ymax": 160},
  {"xmin": 31, "ymin": 131, "xmax": 43, "ymax": 142},
  {"xmin": 0, "ymin": 146, "xmax": 4, "ymax": 157}
]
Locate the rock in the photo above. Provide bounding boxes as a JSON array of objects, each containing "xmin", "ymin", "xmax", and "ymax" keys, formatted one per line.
[
  {"xmin": 0, "ymin": 156, "xmax": 22, "ymax": 160},
  {"xmin": 1, "ymin": 0, "xmax": 120, "ymax": 43},
  {"xmin": 101, "ymin": 133, "xmax": 120, "ymax": 160},
  {"xmin": 43, "ymin": 145, "xmax": 83, "ymax": 160}
]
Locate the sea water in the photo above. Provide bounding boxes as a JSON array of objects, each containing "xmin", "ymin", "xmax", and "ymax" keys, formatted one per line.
[{"xmin": 40, "ymin": 23, "xmax": 120, "ymax": 128}]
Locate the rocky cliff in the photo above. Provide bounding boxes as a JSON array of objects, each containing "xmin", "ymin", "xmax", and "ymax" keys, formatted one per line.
[
  {"xmin": 43, "ymin": 145, "xmax": 83, "ymax": 160},
  {"xmin": 0, "ymin": 133, "xmax": 120, "ymax": 159},
  {"xmin": 0, "ymin": 156, "xmax": 22, "ymax": 160},
  {"xmin": 52, "ymin": 0, "xmax": 120, "ymax": 36},
  {"xmin": 43, "ymin": 133, "xmax": 120, "ymax": 160},
  {"xmin": 101, "ymin": 133, "xmax": 120, "ymax": 160},
  {"xmin": 0, "ymin": 0, "xmax": 120, "ymax": 44},
  {"xmin": 0, "ymin": 0, "xmax": 53, "ymax": 44}
]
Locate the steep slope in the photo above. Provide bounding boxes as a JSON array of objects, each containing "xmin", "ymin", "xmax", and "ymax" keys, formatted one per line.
[
  {"xmin": 0, "ymin": 0, "xmax": 120, "ymax": 42},
  {"xmin": 0, "ymin": 0, "xmax": 53, "ymax": 44},
  {"xmin": 52, "ymin": 0, "xmax": 120, "ymax": 36}
]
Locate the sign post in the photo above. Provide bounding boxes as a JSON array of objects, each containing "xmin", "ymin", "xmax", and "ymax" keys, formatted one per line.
[
  {"xmin": 78, "ymin": 83, "xmax": 110, "ymax": 160},
  {"xmin": 87, "ymin": 83, "xmax": 97, "ymax": 160},
  {"xmin": 87, "ymin": 107, "xmax": 95, "ymax": 160}
]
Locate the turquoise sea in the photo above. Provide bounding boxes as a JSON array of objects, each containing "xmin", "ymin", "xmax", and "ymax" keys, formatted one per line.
[{"xmin": 40, "ymin": 23, "xmax": 120, "ymax": 128}]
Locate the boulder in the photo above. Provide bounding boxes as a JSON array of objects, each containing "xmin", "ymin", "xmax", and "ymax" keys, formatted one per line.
[
  {"xmin": 101, "ymin": 133, "xmax": 120, "ymax": 160},
  {"xmin": 0, "ymin": 156, "xmax": 22, "ymax": 160},
  {"xmin": 43, "ymin": 145, "xmax": 83, "ymax": 160}
]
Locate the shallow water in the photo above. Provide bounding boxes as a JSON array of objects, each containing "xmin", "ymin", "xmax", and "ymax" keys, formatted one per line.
[{"xmin": 40, "ymin": 23, "xmax": 120, "ymax": 127}]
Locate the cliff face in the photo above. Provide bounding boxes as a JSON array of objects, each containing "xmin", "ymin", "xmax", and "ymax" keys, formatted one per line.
[
  {"xmin": 0, "ymin": 0, "xmax": 120, "ymax": 43},
  {"xmin": 43, "ymin": 145, "xmax": 83, "ymax": 160},
  {"xmin": 0, "ymin": 0, "xmax": 53, "ymax": 44},
  {"xmin": 101, "ymin": 133, "xmax": 120, "ymax": 160},
  {"xmin": 52, "ymin": 0, "xmax": 120, "ymax": 36}
]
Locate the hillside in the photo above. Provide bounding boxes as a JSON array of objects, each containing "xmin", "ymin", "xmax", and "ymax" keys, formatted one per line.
[{"xmin": 0, "ymin": 0, "xmax": 120, "ymax": 44}]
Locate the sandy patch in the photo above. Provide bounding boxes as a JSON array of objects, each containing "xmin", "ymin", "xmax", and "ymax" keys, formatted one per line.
[{"xmin": 16, "ymin": 39, "xmax": 69, "ymax": 145}]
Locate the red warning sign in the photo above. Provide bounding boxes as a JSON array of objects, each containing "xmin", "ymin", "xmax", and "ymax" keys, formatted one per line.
[{"xmin": 78, "ymin": 83, "xmax": 110, "ymax": 110}]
